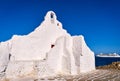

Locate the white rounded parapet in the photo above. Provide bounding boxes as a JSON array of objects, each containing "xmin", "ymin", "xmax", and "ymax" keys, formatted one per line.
[{"xmin": 44, "ymin": 11, "xmax": 57, "ymax": 24}]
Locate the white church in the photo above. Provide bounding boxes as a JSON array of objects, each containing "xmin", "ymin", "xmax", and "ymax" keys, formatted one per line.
[{"xmin": 0, "ymin": 11, "xmax": 95, "ymax": 79}]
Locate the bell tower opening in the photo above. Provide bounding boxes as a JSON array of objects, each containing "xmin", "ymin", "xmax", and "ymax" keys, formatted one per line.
[
  {"xmin": 51, "ymin": 13, "xmax": 54, "ymax": 18},
  {"xmin": 50, "ymin": 13, "xmax": 54, "ymax": 23}
]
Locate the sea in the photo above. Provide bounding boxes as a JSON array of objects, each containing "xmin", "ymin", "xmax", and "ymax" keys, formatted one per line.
[{"xmin": 95, "ymin": 56, "xmax": 120, "ymax": 67}]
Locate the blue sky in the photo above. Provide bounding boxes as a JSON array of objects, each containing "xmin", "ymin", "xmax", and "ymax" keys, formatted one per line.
[{"xmin": 0, "ymin": 0, "xmax": 120, "ymax": 54}]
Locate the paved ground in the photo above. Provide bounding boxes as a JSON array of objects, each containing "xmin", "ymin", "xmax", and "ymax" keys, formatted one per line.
[{"xmin": 1, "ymin": 69, "xmax": 120, "ymax": 81}]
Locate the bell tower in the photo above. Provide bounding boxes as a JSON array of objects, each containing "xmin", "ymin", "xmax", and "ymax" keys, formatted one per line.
[
  {"xmin": 44, "ymin": 11, "xmax": 57, "ymax": 24},
  {"xmin": 50, "ymin": 12, "xmax": 54, "ymax": 23}
]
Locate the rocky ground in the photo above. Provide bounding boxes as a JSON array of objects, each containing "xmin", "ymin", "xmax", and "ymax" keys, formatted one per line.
[
  {"xmin": 1, "ymin": 62, "xmax": 120, "ymax": 81},
  {"xmin": 97, "ymin": 61, "xmax": 120, "ymax": 70}
]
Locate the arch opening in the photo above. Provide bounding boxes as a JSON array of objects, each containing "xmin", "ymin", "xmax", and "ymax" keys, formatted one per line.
[
  {"xmin": 50, "ymin": 13, "xmax": 54, "ymax": 18},
  {"xmin": 50, "ymin": 13, "xmax": 55, "ymax": 23}
]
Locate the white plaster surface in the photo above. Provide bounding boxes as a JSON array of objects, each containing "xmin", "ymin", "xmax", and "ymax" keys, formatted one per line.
[
  {"xmin": 0, "ymin": 11, "xmax": 95, "ymax": 79},
  {"xmin": 0, "ymin": 42, "xmax": 10, "ymax": 73}
]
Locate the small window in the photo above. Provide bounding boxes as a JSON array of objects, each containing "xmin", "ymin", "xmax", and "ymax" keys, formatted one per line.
[
  {"xmin": 50, "ymin": 13, "xmax": 54, "ymax": 18},
  {"xmin": 51, "ymin": 44, "xmax": 55, "ymax": 48},
  {"xmin": 57, "ymin": 23, "xmax": 59, "ymax": 26}
]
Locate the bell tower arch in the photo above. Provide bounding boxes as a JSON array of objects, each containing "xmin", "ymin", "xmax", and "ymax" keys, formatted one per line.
[{"xmin": 50, "ymin": 12, "xmax": 54, "ymax": 23}]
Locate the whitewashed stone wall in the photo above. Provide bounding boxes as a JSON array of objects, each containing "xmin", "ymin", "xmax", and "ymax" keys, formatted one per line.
[
  {"xmin": 0, "ymin": 42, "xmax": 10, "ymax": 74},
  {"xmin": 0, "ymin": 11, "xmax": 95, "ymax": 79},
  {"xmin": 73, "ymin": 36, "xmax": 95, "ymax": 73}
]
